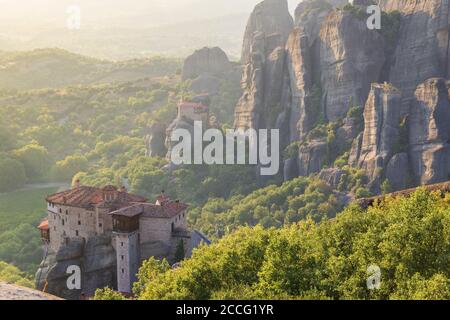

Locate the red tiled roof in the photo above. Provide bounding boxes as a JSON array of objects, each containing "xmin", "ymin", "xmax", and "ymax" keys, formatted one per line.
[
  {"xmin": 46, "ymin": 186, "xmax": 147, "ymax": 209},
  {"xmin": 38, "ymin": 220, "xmax": 49, "ymax": 230},
  {"xmin": 110, "ymin": 199, "xmax": 188, "ymax": 219}
]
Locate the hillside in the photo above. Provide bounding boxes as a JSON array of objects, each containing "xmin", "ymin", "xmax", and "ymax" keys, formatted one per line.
[
  {"xmin": 0, "ymin": 48, "xmax": 181, "ymax": 90},
  {"xmin": 96, "ymin": 188, "xmax": 450, "ymax": 300}
]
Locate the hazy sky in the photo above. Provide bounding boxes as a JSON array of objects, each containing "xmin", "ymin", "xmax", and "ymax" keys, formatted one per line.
[
  {"xmin": 0, "ymin": 0, "xmax": 301, "ymax": 59},
  {"xmin": 0, "ymin": 0, "xmax": 300, "ymax": 26}
]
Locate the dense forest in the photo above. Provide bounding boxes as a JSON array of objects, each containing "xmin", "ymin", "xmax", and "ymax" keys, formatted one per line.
[
  {"xmin": 0, "ymin": 48, "xmax": 249, "ymax": 277},
  {"xmin": 95, "ymin": 188, "xmax": 450, "ymax": 300}
]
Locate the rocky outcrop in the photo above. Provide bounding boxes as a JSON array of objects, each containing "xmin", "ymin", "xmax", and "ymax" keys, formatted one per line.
[
  {"xmin": 0, "ymin": 282, "xmax": 63, "ymax": 300},
  {"xmin": 319, "ymin": 167, "xmax": 346, "ymax": 189},
  {"xmin": 409, "ymin": 78, "xmax": 450, "ymax": 184},
  {"xmin": 319, "ymin": 11, "xmax": 385, "ymax": 121},
  {"xmin": 182, "ymin": 47, "xmax": 232, "ymax": 81},
  {"xmin": 379, "ymin": 0, "xmax": 450, "ymax": 102},
  {"xmin": 297, "ymin": 139, "xmax": 328, "ymax": 176},
  {"xmin": 145, "ymin": 123, "xmax": 166, "ymax": 157},
  {"xmin": 241, "ymin": 0, "xmax": 294, "ymax": 64},
  {"xmin": 35, "ymin": 236, "xmax": 116, "ymax": 300},
  {"xmin": 350, "ymin": 83, "xmax": 402, "ymax": 185},
  {"xmin": 181, "ymin": 47, "xmax": 240, "ymax": 98},
  {"xmin": 386, "ymin": 152, "xmax": 411, "ymax": 191},
  {"xmin": 234, "ymin": 33, "xmax": 287, "ymax": 130}
]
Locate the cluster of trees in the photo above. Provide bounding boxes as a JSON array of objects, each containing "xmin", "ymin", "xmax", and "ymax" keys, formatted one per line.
[
  {"xmin": 0, "ymin": 79, "xmax": 184, "ymax": 192},
  {"xmin": 189, "ymin": 177, "xmax": 345, "ymax": 238},
  {"xmin": 0, "ymin": 261, "xmax": 34, "ymax": 288},
  {"xmin": 0, "ymin": 187, "xmax": 55, "ymax": 274},
  {"xmin": 95, "ymin": 189, "xmax": 450, "ymax": 300}
]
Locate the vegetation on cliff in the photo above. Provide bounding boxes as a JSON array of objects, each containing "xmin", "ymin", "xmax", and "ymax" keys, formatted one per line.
[{"xmin": 95, "ymin": 189, "xmax": 449, "ymax": 300}]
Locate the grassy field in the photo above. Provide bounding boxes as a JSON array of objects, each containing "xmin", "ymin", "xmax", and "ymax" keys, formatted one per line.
[{"xmin": 0, "ymin": 187, "xmax": 57, "ymax": 276}]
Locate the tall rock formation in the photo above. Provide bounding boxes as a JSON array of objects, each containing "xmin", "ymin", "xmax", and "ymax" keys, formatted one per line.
[
  {"xmin": 36, "ymin": 236, "xmax": 116, "ymax": 300},
  {"xmin": 319, "ymin": 11, "xmax": 385, "ymax": 121},
  {"xmin": 379, "ymin": 0, "xmax": 450, "ymax": 102},
  {"xmin": 230, "ymin": 0, "xmax": 450, "ymax": 192},
  {"xmin": 241, "ymin": 0, "xmax": 294, "ymax": 64},
  {"xmin": 350, "ymin": 83, "xmax": 402, "ymax": 186},
  {"xmin": 409, "ymin": 78, "xmax": 450, "ymax": 184},
  {"xmin": 182, "ymin": 47, "xmax": 233, "ymax": 81}
]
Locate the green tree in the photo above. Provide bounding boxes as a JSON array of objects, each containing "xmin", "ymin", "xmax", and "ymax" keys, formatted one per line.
[
  {"xmin": 0, "ymin": 157, "xmax": 26, "ymax": 192},
  {"xmin": 13, "ymin": 143, "xmax": 51, "ymax": 181},
  {"xmin": 94, "ymin": 287, "xmax": 127, "ymax": 300}
]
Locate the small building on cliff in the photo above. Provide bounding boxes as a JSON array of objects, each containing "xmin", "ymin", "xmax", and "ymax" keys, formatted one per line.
[{"xmin": 37, "ymin": 183, "xmax": 206, "ymax": 296}]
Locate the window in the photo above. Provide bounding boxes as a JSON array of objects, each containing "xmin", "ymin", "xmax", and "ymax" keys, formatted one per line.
[
  {"xmin": 99, "ymin": 223, "xmax": 103, "ymax": 228},
  {"xmin": 66, "ymin": 210, "xmax": 68, "ymax": 215},
  {"xmin": 121, "ymin": 242, "xmax": 123, "ymax": 247},
  {"xmin": 78, "ymin": 221, "xmax": 81, "ymax": 225},
  {"xmin": 59, "ymin": 208, "xmax": 62, "ymax": 213},
  {"xmin": 62, "ymin": 220, "xmax": 64, "ymax": 226},
  {"xmin": 121, "ymin": 255, "xmax": 124, "ymax": 261},
  {"xmin": 171, "ymin": 222, "xmax": 174, "ymax": 232},
  {"xmin": 121, "ymin": 269, "xmax": 124, "ymax": 274},
  {"xmin": 75, "ymin": 230, "xmax": 79, "ymax": 236}
]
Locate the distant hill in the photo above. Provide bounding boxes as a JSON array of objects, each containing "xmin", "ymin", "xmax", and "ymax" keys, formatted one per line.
[{"xmin": 0, "ymin": 48, "xmax": 181, "ymax": 90}]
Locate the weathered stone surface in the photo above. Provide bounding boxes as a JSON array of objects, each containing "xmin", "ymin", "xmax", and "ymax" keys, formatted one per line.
[
  {"xmin": 234, "ymin": 33, "xmax": 287, "ymax": 130},
  {"xmin": 36, "ymin": 236, "xmax": 116, "ymax": 300},
  {"xmin": 379, "ymin": 0, "xmax": 450, "ymax": 101},
  {"xmin": 386, "ymin": 152, "xmax": 411, "ymax": 191},
  {"xmin": 298, "ymin": 139, "xmax": 328, "ymax": 176},
  {"xmin": 409, "ymin": 78, "xmax": 450, "ymax": 184},
  {"xmin": 354, "ymin": 83, "xmax": 402, "ymax": 181},
  {"xmin": 336, "ymin": 115, "xmax": 363, "ymax": 150},
  {"xmin": 0, "ymin": 282, "xmax": 63, "ymax": 300},
  {"xmin": 189, "ymin": 74, "xmax": 221, "ymax": 95},
  {"xmin": 319, "ymin": 167, "xmax": 346, "ymax": 188},
  {"xmin": 145, "ymin": 123, "xmax": 166, "ymax": 158},
  {"xmin": 182, "ymin": 47, "xmax": 232, "ymax": 81},
  {"xmin": 55, "ymin": 237, "xmax": 84, "ymax": 261},
  {"xmin": 319, "ymin": 11, "xmax": 385, "ymax": 120},
  {"xmin": 283, "ymin": 157, "xmax": 299, "ymax": 181},
  {"xmin": 283, "ymin": 28, "xmax": 315, "ymax": 141},
  {"xmin": 349, "ymin": 132, "xmax": 363, "ymax": 166},
  {"xmin": 241, "ymin": 0, "xmax": 293, "ymax": 64}
]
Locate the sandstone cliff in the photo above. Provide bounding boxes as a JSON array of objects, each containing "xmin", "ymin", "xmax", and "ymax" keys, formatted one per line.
[
  {"xmin": 241, "ymin": 0, "xmax": 294, "ymax": 64},
  {"xmin": 409, "ymin": 78, "xmax": 450, "ymax": 185},
  {"xmin": 350, "ymin": 83, "xmax": 402, "ymax": 185},
  {"xmin": 232, "ymin": 0, "xmax": 450, "ymax": 192},
  {"xmin": 35, "ymin": 236, "xmax": 116, "ymax": 300}
]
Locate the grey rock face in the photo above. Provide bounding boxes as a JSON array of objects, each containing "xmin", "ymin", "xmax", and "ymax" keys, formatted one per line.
[
  {"xmin": 386, "ymin": 152, "xmax": 411, "ymax": 191},
  {"xmin": 298, "ymin": 139, "xmax": 328, "ymax": 176},
  {"xmin": 145, "ymin": 123, "xmax": 166, "ymax": 158},
  {"xmin": 409, "ymin": 78, "xmax": 450, "ymax": 184},
  {"xmin": 283, "ymin": 28, "xmax": 315, "ymax": 140},
  {"xmin": 336, "ymin": 115, "xmax": 363, "ymax": 151},
  {"xmin": 234, "ymin": 33, "xmax": 287, "ymax": 130},
  {"xmin": 319, "ymin": 11, "xmax": 385, "ymax": 121},
  {"xmin": 182, "ymin": 47, "xmax": 232, "ymax": 81},
  {"xmin": 354, "ymin": 83, "xmax": 402, "ymax": 181},
  {"xmin": 319, "ymin": 167, "xmax": 346, "ymax": 188},
  {"xmin": 241, "ymin": 0, "xmax": 293, "ymax": 64},
  {"xmin": 379, "ymin": 0, "xmax": 450, "ymax": 101},
  {"xmin": 283, "ymin": 157, "xmax": 299, "ymax": 181},
  {"xmin": 36, "ymin": 236, "xmax": 116, "ymax": 300}
]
